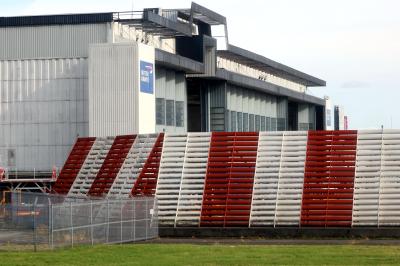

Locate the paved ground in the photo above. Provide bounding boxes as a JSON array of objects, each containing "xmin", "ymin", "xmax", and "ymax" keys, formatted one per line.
[{"xmin": 151, "ymin": 237, "xmax": 400, "ymax": 245}]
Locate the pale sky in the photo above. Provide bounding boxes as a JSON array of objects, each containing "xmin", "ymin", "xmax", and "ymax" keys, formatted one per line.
[{"xmin": 1, "ymin": 0, "xmax": 400, "ymax": 129}]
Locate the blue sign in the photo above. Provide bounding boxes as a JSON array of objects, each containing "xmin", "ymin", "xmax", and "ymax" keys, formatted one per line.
[{"xmin": 140, "ymin": 61, "xmax": 154, "ymax": 94}]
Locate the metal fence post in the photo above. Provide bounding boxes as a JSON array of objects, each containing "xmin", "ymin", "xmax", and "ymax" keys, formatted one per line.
[
  {"xmin": 120, "ymin": 199, "xmax": 123, "ymax": 244},
  {"xmin": 145, "ymin": 198, "xmax": 148, "ymax": 240},
  {"xmin": 33, "ymin": 197, "xmax": 37, "ymax": 252},
  {"xmin": 106, "ymin": 199, "xmax": 109, "ymax": 243},
  {"xmin": 70, "ymin": 202, "xmax": 73, "ymax": 248},
  {"xmin": 51, "ymin": 204, "xmax": 54, "ymax": 249},
  {"xmin": 133, "ymin": 199, "xmax": 135, "ymax": 242},
  {"xmin": 90, "ymin": 200, "xmax": 94, "ymax": 246}
]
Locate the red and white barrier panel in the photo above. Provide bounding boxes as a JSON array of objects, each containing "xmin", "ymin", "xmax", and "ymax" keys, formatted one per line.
[{"xmin": 52, "ymin": 130, "xmax": 400, "ymax": 227}]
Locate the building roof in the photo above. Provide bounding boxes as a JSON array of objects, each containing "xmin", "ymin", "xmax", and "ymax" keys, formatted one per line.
[
  {"xmin": 217, "ymin": 44, "xmax": 326, "ymax": 87},
  {"xmin": 0, "ymin": 12, "xmax": 113, "ymax": 27}
]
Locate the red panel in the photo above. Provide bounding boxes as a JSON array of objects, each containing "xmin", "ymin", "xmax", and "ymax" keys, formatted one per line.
[
  {"xmin": 131, "ymin": 133, "xmax": 164, "ymax": 196},
  {"xmin": 52, "ymin": 137, "xmax": 96, "ymax": 194},
  {"xmin": 200, "ymin": 132, "xmax": 259, "ymax": 227},
  {"xmin": 301, "ymin": 130, "xmax": 357, "ymax": 227},
  {"xmin": 88, "ymin": 135, "xmax": 136, "ymax": 197}
]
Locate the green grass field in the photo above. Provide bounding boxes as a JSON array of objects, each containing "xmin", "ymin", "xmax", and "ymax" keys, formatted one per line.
[{"xmin": 1, "ymin": 243, "xmax": 400, "ymax": 265}]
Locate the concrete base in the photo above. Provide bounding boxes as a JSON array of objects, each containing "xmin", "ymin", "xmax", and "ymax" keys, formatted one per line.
[{"xmin": 159, "ymin": 227, "xmax": 400, "ymax": 239}]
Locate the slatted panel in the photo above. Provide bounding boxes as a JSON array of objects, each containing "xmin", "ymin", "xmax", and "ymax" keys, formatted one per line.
[
  {"xmin": 301, "ymin": 130, "xmax": 357, "ymax": 227},
  {"xmin": 200, "ymin": 132, "xmax": 259, "ymax": 227},
  {"xmin": 156, "ymin": 134, "xmax": 187, "ymax": 226},
  {"xmin": 275, "ymin": 131, "xmax": 307, "ymax": 226},
  {"xmin": 68, "ymin": 137, "xmax": 115, "ymax": 197},
  {"xmin": 250, "ymin": 132, "xmax": 281, "ymax": 226},
  {"xmin": 131, "ymin": 133, "xmax": 164, "ymax": 196},
  {"xmin": 175, "ymin": 132, "xmax": 211, "ymax": 226},
  {"xmin": 107, "ymin": 134, "xmax": 158, "ymax": 199},
  {"xmin": 378, "ymin": 130, "xmax": 400, "ymax": 226},
  {"xmin": 52, "ymin": 137, "xmax": 96, "ymax": 194},
  {"xmin": 88, "ymin": 135, "xmax": 136, "ymax": 197},
  {"xmin": 352, "ymin": 130, "xmax": 381, "ymax": 226}
]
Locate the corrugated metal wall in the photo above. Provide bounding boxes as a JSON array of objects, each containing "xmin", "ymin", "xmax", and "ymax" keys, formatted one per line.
[
  {"xmin": 89, "ymin": 43, "xmax": 139, "ymax": 137},
  {"xmin": 226, "ymin": 84, "xmax": 280, "ymax": 132},
  {"xmin": 0, "ymin": 58, "xmax": 88, "ymax": 170},
  {"xmin": 0, "ymin": 23, "xmax": 109, "ymax": 60},
  {"xmin": 155, "ymin": 66, "xmax": 187, "ymax": 133},
  {"xmin": 208, "ymin": 82, "xmax": 226, "ymax": 131}
]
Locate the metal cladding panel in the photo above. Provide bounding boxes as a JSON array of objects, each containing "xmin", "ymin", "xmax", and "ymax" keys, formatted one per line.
[
  {"xmin": 0, "ymin": 58, "xmax": 88, "ymax": 171},
  {"xmin": 175, "ymin": 132, "xmax": 211, "ymax": 226},
  {"xmin": 250, "ymin": 131, "xmax": 307, "ymax": 227},
  {"xmin": 301, "ymin": 130, "xmax": 357, "ymax": 227},
  {"xmin": 353, "ymin": 130, "xmax": 400, "ymax": 226},
  {"xmin": 0, "ymin": 23, "xmax": 109, "ymax": 60},
  {"xmin": 156, "ymin": 133, "xmax": 187, "ymax": 225},
  {"xmin": 89, "ymin": 43, "xmax": 139, "ymax": 137},
  {"xmin": 200, "ymin": 132, "xmax": 259, "ymax": 227}
]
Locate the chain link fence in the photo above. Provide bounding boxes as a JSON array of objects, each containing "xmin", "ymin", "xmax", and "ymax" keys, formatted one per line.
[{"xmin": 0, "ymin": 192, "xmax": 158, "ymax": 250}]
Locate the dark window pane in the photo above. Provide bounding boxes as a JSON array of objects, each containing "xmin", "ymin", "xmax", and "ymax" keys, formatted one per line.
[
  {"xmin": 175, "ymin": 101, "xmax": 184, "ymax": 127},
  {"xmin": 255, "ymin": 115, "xmax": 260, "ymax": 131},
  {"xmin": 237, "ymin": 112, "xmax": 243, "ymax": 132},
  {"xmin": 166, "ymin": 100, "xmax": 175, "ymax": 126},
  {"xmin": 243, "ymin": 113, "xmax": 249, "ymax": 132},
  {"xmin": 260, "ymin": 116, "xmax": 266, "ymax": 131},
  {"xmin": 156, "ymin": 98, "xmax": 165, "ymax": 125},
  {"xmin": 249, "ymin": 114, "xmax": 255, "ymax": 131},
  {"xmin": 270, "ymin": 117, "xmax": 277, "ymax": 131},
  {"xmin": 231, "ymin": 111, "xmax": 237, "ymax": 132}
]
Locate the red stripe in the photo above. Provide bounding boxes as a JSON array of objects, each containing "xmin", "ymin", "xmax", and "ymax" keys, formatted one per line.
[
  {"xmin": 88, "ymin": 135, "xmax": 136, "ymax": 197},
  {"xmin": 52, "ymin": 137, "xmax": 96, "ymax": 194},
  {"xmin": 301, "ymin": 130, "xmax": 357, "ymax": 227},
  {"xmin": 131, "ymin": 133, "xmax": 164, "ymax": 196},
  {"xmin": 200, "ymin": 132, "xmax": 259, "ymax": 227}
]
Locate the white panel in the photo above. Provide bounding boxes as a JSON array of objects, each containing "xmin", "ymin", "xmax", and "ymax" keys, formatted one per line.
[
  {"xmin": 250, "ymin": 131, "xmax": 281, "ymax": 226},
  {"xmin": 137, "ymin": 43, "xmax": 156, "ymax": 134},
  {"xmin": 89, "ymin": 43, "xmax": 139, "ymax": 137},
  {"xmin": 352, "ymin": 130, "xmax": 381, "ymax": 226},
  {"xmin": 378, "ymin": 130, "xmax": 400, "ymax": 226},
  {"xmin": 155, "ymin": 133, "xmax": 187, "ymax": 225},
  {"xmin": 250, "ymin": 131, "xmax": 307, "ymax": 227},
  {"xmin": 175, "ymin": 132, "xmax": 211, "ymax": 226},
  {"xmin": 274, "ymin": 131, "xmax": 307, "ymax": 226}
]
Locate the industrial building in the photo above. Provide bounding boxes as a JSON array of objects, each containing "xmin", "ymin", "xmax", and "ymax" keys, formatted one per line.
[{"xmin": 0, "ymin": 2, "xmax": 326, "ymax": 177}]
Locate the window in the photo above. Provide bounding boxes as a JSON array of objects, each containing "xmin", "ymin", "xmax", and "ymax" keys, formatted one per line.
[
  {"xmin": 231, "ymin": 111, "xmax": 237, "ymax": 132},
  {"xmin": 237, "ymin": 112, "xmax": 243, "ymax": 132},
  {"xmin": 266, "ymin": 117, "xmax": 272, "ymax": 131},
  {"xmin": 255, "ymin": 115, "xmax": 260, "ymax": 131},
  {"xmin": 277, "ymin": 118, "xmax": 286, "ymax": 131},
  {"xmin": 249, "ymin": 114, "xmax": 255, "ymax": 131},
  {"xmin": 166, "ymin": 100, "xmax": 175, "ymax": 126},
  {"xmin": 156, "ymin": 98, "xmax": 165, "ymax": 125},
  {"xmin": 175, "ymin": 101, "xmax": 184, "ymax": 127},
  {"xmin": 260, "ymin": 116, "xmax": 266, "ymax": 131},
  {"xmin": 270, "ymin": 118, "xmax": 277, "ymax": 131},
  {"xmin": 243, "ymin": 113, "xmax": 249, "ymax": 132}
]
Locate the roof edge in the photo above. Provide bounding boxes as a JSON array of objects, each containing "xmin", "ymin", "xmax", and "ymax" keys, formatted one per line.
[{"xmin": 219, "ymin": 44, "xmax": 326, "ymax": 87}]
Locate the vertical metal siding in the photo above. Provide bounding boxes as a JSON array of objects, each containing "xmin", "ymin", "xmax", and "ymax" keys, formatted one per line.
[
  {"xmin": 0, "ymin": 23, "xmax": 109, "ymax": 60},
  {"xmin": 0, "ymin": 58, "xmax": 88, "ymax": 171},
  {"xmin": 89, "ymin": 43, "xmax": 138, "ymax": 137}
]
